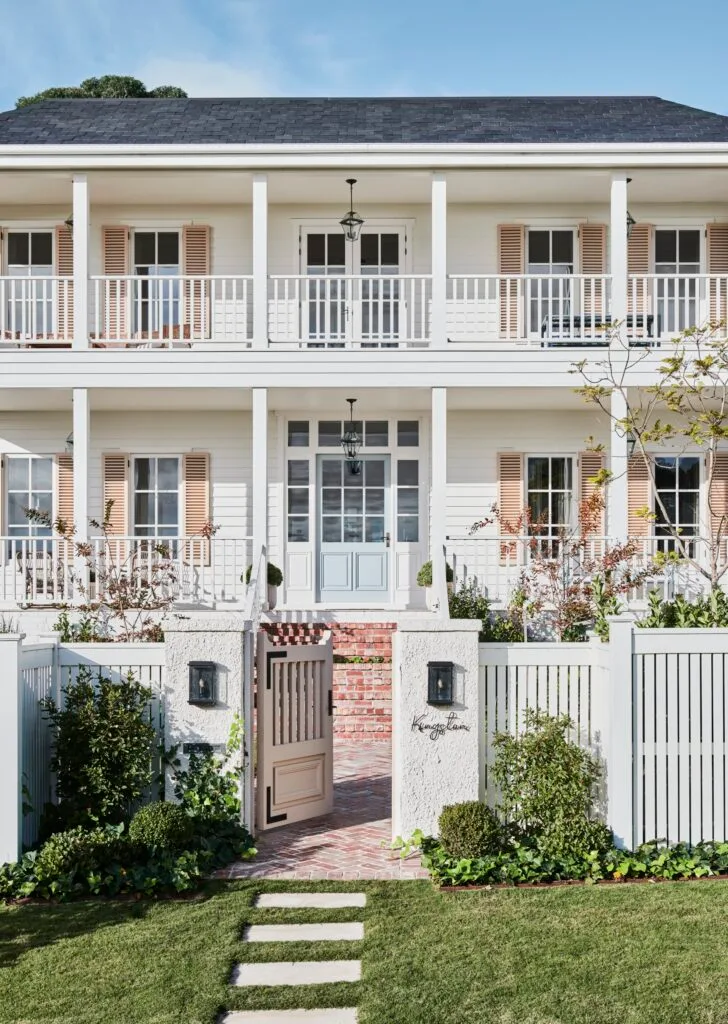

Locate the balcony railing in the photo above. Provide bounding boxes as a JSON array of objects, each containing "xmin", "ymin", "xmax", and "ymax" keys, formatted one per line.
[
  {"xmin": 90, "ymin": 276, "xmax": 253, "ymax": 347},
  {"xmin": 0, "ymin": 277, "xmax": 73, "ymax": 347},
  {"xmin": 0, "ymin": 536, "xmax": 252, "ymax": 607},
  {"xmin": 268, "ymin": 275, "xmax": 431, "ymax": 348},
  {"xmin": 446, "ymin": 534, "xmax": 725, "ymax": 607},
  {"xmin": 3, "ymin": 273, "xmax": 727, "ymax": 351}
]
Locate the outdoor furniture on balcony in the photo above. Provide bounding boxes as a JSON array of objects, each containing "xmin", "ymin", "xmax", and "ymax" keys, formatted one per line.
[{"xmin": 540, "ymin": 313, "xmax": 655, "ymax": 346}]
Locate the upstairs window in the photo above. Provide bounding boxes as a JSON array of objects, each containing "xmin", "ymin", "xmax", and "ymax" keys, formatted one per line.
[
  {"xmin": 133, "ymin": 231, "xmax": 180, "ymax": 334},
  {"xmin": 6, "ymin": 231, "xmax": 54, "ymax": 335},
  {"xmin": 527, "ymin": 229, "xmax": 574, "ymax": 334}
]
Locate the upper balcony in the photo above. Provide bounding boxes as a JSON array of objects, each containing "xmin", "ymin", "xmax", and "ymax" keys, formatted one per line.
[{"xmin": 1, "ymin": 166, "xmax": 728, "ymax": 355}]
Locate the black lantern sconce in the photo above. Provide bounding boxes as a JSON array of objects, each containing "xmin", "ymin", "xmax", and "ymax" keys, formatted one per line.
[
  {"xmin": 626, "ymin": 432, "xmax": 637, "ymax": 459},
  {"xmin": 626, "ymin": 177, "xmax": 636, "ymax": 239},
  {"xmin": 340, "ymin": 178, "xmax": 364, "ymax": 242},
  {"xmin": 341, "ymin": 397, "xmax": 362, "ymax": 476},
  {"xmin": 427, "ymin": 661, "xmax": 454, "ymax": 706},
  {"xmin": 188, "ymin": 661, "xmax": 217, "ymax": 706}
]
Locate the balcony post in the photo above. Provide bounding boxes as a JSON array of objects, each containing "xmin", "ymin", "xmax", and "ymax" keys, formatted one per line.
[
  {"xmin": 610, "ymin": 174, "xmax": 628, "ymax": 349},
  {"xmin": 431, "ymin": 173, "xmax": 447, "ymax": 349},
  {"xmin": 72, "ymin": 174, "xmax": 89, "ymax": 350},
  {"xmin": 431, "ymin": 387, "xmax": 448, "ymax": 611},
  {"xmin": 252, "ymin": 387, "xmax": 268, "ymax": 586},
  {"xmin": 252, "ymin": 173, "xmax": 268, "ymax": 350},
  {"xmin": 72, "ymin": 387, "xmax": 90, "ymax": 603},
  {"xmin": 609, "ymin": 389, "xmax": 629, "ymax": 542}
]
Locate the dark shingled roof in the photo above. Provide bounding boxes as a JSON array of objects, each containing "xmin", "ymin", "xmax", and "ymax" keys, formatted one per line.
[{"xmin": 1, "ymin": 96, "xmax": 728, "ymax": 146}]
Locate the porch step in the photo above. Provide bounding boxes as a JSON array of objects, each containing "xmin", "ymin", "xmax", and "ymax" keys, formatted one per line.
[
  {"xmin": 255, "ymin": 893, "xmax": 366, "ymax": 909},
  {"xmin": 220, "ymin": 1011, "xmax": 358, "ymax": 1023},
  {"xmin": 244, "ymin": 922, "xmax": 363, "ymax": 943},
  {"xmin": 230, "ymin": 960, "xmax": 362, "ymax": 987}
]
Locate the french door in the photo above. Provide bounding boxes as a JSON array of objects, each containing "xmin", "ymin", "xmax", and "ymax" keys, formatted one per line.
[
  {"xmin": 526, "ymin": 229, "xmax": 574, "ymax": 337},
  {"xmin": 654, "ymin": 229, "xmax": 701, "ymax": 335},
  {"xmin": 301, "ymin": 227, "xmax": 405, "ymax": 346},
  {"xmin": 317, "ymin": 455, "xmax": 390, "ymax": 603}
]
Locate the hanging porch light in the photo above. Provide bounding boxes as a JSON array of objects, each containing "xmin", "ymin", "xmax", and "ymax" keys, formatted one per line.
[
  {"xmin": 340, "ymin": 178, "xmax": 364, "ymax": 242},
  {"xmin": 341, "ymin": 398, "xmax": 362, "ymax": 475},
  {"xmin": 626, "ymin": 177, "xmax": 636, "ymax": 238}
]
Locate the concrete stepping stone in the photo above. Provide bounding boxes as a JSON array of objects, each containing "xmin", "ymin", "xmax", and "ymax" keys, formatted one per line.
[
  {"xmin": 244, "ymin": 922, "xmax": 364, "ymax": 943},
  {"xmin": 255, "ymin": 893, "xmax": 366, "ymax": 909},
  {"xmin": 230, "ymin": 960, "xmax": 361, "ymax": 987},
  {"xmin": 220, "ymin": 1011, "xmax": 357, "ymax": 1023}
]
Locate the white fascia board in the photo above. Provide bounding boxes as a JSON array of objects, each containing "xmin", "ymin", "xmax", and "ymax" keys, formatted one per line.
[{"xmin": 3, "ymin": 142, "xmax": 728, "ymax": 171}]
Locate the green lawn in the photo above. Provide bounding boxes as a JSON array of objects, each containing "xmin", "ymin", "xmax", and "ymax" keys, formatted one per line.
[{"xmin": 3, "ymin": 879, "xmax": 728, "ymax": 1023}]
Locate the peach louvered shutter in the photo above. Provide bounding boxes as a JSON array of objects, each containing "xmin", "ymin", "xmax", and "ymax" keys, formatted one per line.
[
  {"xmin": 498, "ymin": 225, "xmax": 524, "ymax": 340},
  {"xmin": 579, "ymin": 224, "xmax": 607, "ymax": 318},
  {"xmin": 579, "ymin": 451, "xmax": 605, "ymax": 545},
  {"xmin": 183, "ymin": 452, "xmax": 211, "ymax": 564},
  {"xmin": 627, "ymin": 453, "xmax": 650, "ymax": 539},
  {"xmin": 707, "ymin": 225, "xmax": 728, "ymax": 325},
  {"xmin": 498, "ymin": 452, "xmax": 524, "ymax": 564},
  {"xmin": 709, "ymin": 451, "xmax": 728, "ymax": 543},
  {"xmin": 55, "ymin": 224, "xmax": 74, "ymax": 340},
  {"xmin": 102, "ymin": 227, "xmax": 129, "ymax": 339},
  {"xmin": 627, "ymin": 223, "xmax": 652, "ymax": 317},
  {"xmin": 103, "ymin": 454, "xmax": 129, "ymax": 559},
  {"xmin": 183, "ymin": 226, "xmax": 211, "ymax": 340},
  {"xmin": 56, "ymin": 453, "xmax": 75, "ymax": 562}
]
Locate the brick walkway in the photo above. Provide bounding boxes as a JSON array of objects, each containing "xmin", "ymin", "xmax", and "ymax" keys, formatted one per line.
[{"xmin": 221, "ymin": 741, "xmax": 428, "ymax": 880}]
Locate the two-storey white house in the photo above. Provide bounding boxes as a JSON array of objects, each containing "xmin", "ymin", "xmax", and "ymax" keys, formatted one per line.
[{"xmin": 1, "ymin": 95, "xmax": 728, "ymax": 623}]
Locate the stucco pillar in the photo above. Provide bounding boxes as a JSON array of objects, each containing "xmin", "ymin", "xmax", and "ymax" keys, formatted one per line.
[{"xmin": 392, "ymin": 618, "xmax": 482, "ymax": 839}]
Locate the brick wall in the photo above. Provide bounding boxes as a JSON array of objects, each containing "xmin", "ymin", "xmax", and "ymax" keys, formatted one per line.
[{"xmin": 262, "ymin": 622, "xmax": 394, "ymax": 740}]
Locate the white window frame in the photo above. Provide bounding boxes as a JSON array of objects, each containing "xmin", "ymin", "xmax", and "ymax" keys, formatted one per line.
[
  {"xmin": 131, "ymin": 229, "xmax": 182, "ymax": 336},
  {"xmin": 131, "ymin": 455, "xmax": 182, "ymax": 539},
  {"xmin": 650, "ymin": 452, "xmax": 702, "ymax": 554},
  {"xmin": 525, "ymin": 226, "xmax": 577, "ymax": 337},
  {"xmin": 525, "ymin": 454, "xmax": 576, "ymax": 545},
  {"xmin": 5, "ymin": 454, "xmax": 55, "ymax": 539}
]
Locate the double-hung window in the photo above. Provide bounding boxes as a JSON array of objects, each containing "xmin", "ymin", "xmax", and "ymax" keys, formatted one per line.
[
  {"xmin": 133, "ymin": 232, "xmax": 180, "ymax": 335},
  {"xmin": 653, "ymin": 455, "xmax": 700, "ymax": 555},
  {"xmin": 133, "ymin": 457, "xmax": 180, "ymax": 544},
  {"xmin": 526, "ymin": 456, "xmax": 574, "ymax": 556},
  {"xmin": 6, "ymin": 455, "xmax": 53, "ymax": 553},
  {"xmin": 527, "ymin": 229, "xmax": 574, "ymax": 336},
  {"xmin": 6, "ymin": 231, "xmax": 54, "ymax": 336}
]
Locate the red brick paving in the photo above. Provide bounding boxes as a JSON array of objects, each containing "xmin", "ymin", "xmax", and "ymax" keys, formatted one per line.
[{"xmin": 221, "ymin": 741, "xmax": 428, "ymax": 880}]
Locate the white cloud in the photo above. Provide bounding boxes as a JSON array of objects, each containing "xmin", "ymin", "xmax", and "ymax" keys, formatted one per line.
[{"xmin": 135, "ymin": 57, "xmax": 283, "ymax": 97}]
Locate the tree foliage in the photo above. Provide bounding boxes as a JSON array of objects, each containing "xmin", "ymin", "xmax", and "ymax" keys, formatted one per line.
[{"xmin": 17, "ymin": 75, "xmax": 187, "ymax": 107}]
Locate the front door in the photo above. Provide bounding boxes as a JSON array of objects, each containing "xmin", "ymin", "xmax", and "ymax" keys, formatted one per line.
[{"xmin": 318, "ymin": 454, "xmax": 390, "ymax": 603}]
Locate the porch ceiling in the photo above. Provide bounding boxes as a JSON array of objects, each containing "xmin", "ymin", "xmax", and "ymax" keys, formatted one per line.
[{"xmin": 2, "ymin": 166, "xmax": 728, "ymax": 207}]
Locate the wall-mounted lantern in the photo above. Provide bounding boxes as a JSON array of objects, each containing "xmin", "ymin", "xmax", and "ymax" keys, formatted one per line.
[
  {"xmin": 626, "ymin": 432, "xmax": 637, "ymax": 459},
  {"xmin": 188, "ymin": 661, "xmax": 217, "ymax": 706},
  {"xmin": 427, "ymin": 661, "xmax": 454, "ymax": 706}
]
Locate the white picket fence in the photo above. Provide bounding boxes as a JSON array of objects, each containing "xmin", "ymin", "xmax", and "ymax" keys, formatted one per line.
[{"xmin": 480, "ymin": 619, "xmax": 728, "ymax": 848}]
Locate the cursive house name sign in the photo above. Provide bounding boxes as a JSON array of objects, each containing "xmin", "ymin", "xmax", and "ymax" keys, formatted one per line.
[{"xmin": 411, "ymin": 710, "xmax": 471, "ymax": 741}]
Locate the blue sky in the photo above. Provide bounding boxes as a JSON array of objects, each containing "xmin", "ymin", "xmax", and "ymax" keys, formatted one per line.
[{"xmin": 1, "ymin": 0, "xmax": 727, "ymax": 113}]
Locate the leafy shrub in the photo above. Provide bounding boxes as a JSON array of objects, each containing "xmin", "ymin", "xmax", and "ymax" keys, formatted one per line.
[
  {"xmin": 638, "ymin": 588, "xmax": 728, "ymax": 628},
  {"xmin": 416, "ymin": 560, "xmax": 454, "ymax": 587},
  {"xmin": 244, "ymin": 562, "xmax": 283, "ymax": 587},
  {"xmin": 41, "ymin": 667, "xmax": 156, "ymax": 829},
  {"xmin": 35, "ymin": 825, "xmax": 126, "ymax": 879},
  {"xmin": 128, "ymin": 802, "xmax": 193, "ymax": 851},
  {"xmin": 492, "ymin": 710, "xmax": 610, "ymax": 860},
  {"xmin": 438, "ymin": 801, "xmax": 502, "ymax": 859},
  {"xmin": 167, "ymin": 716, "xmax": 243, "ymax": 823}
]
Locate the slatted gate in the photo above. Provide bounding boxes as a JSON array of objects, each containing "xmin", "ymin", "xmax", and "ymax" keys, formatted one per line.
[{"xmin": 256, "ymin": 631, "xmax": 334, "ymax": 831}]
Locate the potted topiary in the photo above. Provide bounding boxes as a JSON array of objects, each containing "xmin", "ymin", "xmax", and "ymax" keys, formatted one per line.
[
  {"xmin": 416, "ymin": 560, "xmax": 454, "ymax": 591},
  {"xmin": 243, "ymin": 562, "xmax": 284, "ymax": 610}
]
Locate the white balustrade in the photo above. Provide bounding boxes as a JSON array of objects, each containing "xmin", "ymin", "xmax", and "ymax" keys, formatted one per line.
[
  {"xmin": 0, "ymin": 536, "xmax": 252, "ymax": 606},
  {"xmin": 90, "ymin": 276, "xmax": 253, "ymax": 347},
  {"xmin": 0, "ymin": 277, "xmax": 72, "ymax": 346},
  {"xmin": 628, "ymin": 275, "xmax": 728, "ymax": 341},
  {"xmin": 268, "ymin": 275, "xmax": 431, "ymax": 347}
]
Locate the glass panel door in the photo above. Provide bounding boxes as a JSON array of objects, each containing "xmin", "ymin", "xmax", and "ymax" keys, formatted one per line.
[
  {"xmin": 655, "ymin": 230, "xmax": 701, "ymax": 335},
  {"xmin": 303, "ymin": 231, "xmax": 348, "ymax": 346},
  {"xmin": 527, "ymin": 229, "xmax": 574, "ymax": 337},
  {"xmin": 317, "ymin": 455, "xmax": 390, "ymax": 602},
  {"xmin": 357, "ymin": 231, "xmax": 402, "ymax": 347},
  {"xmin": 6, "ymin": 231, "xmax": 54, "ymax": 336}
]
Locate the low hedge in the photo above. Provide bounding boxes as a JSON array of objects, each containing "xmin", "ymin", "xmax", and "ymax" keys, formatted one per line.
[{"xmin": 421, "ymin": 836, "xmax": 728, "ymax": 887}]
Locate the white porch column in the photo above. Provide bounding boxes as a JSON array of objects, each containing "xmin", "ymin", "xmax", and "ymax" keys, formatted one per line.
[
  {"xmin": 431, "ymin": 173, "xmax": 448, "ymax": 349},
  {"xmin": 72, "ymin": 174, "xmax": 89, "ymax": 350},
  {"xmin": 610, "ymin": 174, "xmax": 629, "ymax": 349},
  {"xmin": 72, "ymin": 388, "xmax": 90, "ymax": 602},
  {"xmin": 431, "ymin": 387, "xmax": 447, "ymax": 611},
  {"xmin": 252, "ymin": 174, "xmax": 268, "ymax": 351},
  {"xmin": 609, "ymin": 389, "xmax": 629, "ymax": 541},
  {"xmin": 0, "ymin": 634, "xmax": 23, "ymax": 864},
  {"xmin": 252, "ymin": 387, "xmax": 268, "ymax": 579}
]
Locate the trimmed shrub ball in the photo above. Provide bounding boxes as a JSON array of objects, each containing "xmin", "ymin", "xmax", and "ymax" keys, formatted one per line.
[
  {"xmin": 128, "ymin": 802, "xmax": 194, "ymax": 851},
  {"xmin": 438, "ymin": 801, "xmax": 503, "ymax": 859}
]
